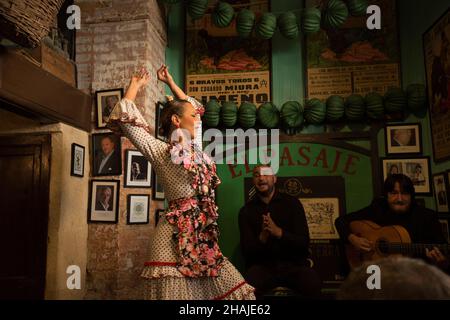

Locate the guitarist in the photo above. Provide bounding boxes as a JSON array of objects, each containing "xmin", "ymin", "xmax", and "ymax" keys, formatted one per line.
[{"xmin": 335, "ymin": 174, "xmax": 449, "ymax": 272}]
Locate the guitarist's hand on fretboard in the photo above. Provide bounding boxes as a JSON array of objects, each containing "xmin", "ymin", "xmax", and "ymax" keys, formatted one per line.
[
  {"xmin": 348, "ymin": 233, "xmax": 373, "ymax": 252},
  {"xmin": 425, "ymin": 247, "xmax": 449, "ymax": 270}
]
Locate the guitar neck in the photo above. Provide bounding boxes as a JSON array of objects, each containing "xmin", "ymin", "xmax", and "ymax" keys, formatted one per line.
[{"xmin": 385, "ymin": 243, "xmax": 450, "ymax": 256}]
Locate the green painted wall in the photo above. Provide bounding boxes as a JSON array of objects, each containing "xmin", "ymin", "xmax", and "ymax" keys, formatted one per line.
[
  {"xmin": 165, "ymin": 1, "xmax": 450, "ymax": 265},
  {"xmin": 215, "ymin": 142, "xmax": 373, "ymax": 269}
]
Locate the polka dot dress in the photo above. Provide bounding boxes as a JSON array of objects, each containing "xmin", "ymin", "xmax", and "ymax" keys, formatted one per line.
[{"xmin": 107, "ymin": 98, "xmax": 255, "ymax": 300}]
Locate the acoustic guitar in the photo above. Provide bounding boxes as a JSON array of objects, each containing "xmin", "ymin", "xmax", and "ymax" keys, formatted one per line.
[{"xmin": 346, "ymin": 220, "xmax": 450, "ymax": 269}]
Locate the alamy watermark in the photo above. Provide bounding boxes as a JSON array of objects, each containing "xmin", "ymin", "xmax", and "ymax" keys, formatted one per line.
[
  {"xmin": 366, "ymin": 264, "xmax": 381, "ymax": 290},
  {"xmin": 170, "ymin": 127, "xmax": 280, "ymax": 174}
]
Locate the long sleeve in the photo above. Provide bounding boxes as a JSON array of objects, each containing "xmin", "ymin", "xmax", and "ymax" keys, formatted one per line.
[
  {"xmin": 106, "ymin": 98, "xmax": 168, "ymax": 170},
  {"xmin": 422, "ymin": 209, "xmax": 447, "ymax": 244},
  {"xmin": 276, "ymin": 198, "xmax": 310, "ymax": 255},
  {"xmin": 238, "ymin": 207, "xmax": 267, "ymax": 266}
]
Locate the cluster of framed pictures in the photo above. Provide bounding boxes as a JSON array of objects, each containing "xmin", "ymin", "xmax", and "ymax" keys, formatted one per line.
[
  {"xmin": 82, "ymin": 90, "xmax": 167, "ymax": 224},
  {"xmin": 382, "ymin": 123, "xmax": 432, "ymax": 194}
]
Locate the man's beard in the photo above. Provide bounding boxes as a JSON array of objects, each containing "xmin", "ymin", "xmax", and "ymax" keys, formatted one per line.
[
  {"xmin": 256, "ymin": 184, "xmax": 275, "ymax": 197},
  {"xmin": 389, "ymin": 201, "xmax": 411, "ymax": 214}
]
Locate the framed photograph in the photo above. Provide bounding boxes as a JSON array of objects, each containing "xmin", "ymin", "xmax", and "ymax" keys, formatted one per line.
[
  {"xmin": 439, "ymin": 219, "xmax": 450, "ymax": 243},
  {"xmin": 127, "ymin": 194, "xmax": 150, "ymax": 224},
  {"xmin": 385, "ymin": 123, "xmax": 422, "ymax": 155},
  {"xmin": 155, "ymin": 102, "xmax": 165, "ymax": 141},
  {"xmin": 70, "ymin": 143, "xmax": 85, "ymax": 177},
  {"xmin": 124, "ymin": 150, "xmax": 151, "ymax": 188},
  {"xmin": 95, "ymin": 88, "xmax": 123, "ymax": 128},
  {"xmin": 381, "ymin": 157, "xmax": 431, "ymax": 195},
  {"xmin": 92, "ymin": 133, "xmax": 122, "ymax": 176},
  {"xmin": 423, "ymin": 8, "xmax": 450, "ymax": 162},
  {"xmin": 155, "ymin": 208, "xmax": 165, "ymax": 227},
  {"xmin": 152, "ymin": 170, "xmax": 165, "ymax": 200},
  {"xmin": 433, "ymin": 173, "xmax": 449, "ymax": 213},
  {"xmin": 88, "ymin": 180, "xmax": 119, "ymax": 223}
]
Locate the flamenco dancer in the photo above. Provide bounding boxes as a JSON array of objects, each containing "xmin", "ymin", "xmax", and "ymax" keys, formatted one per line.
[{"xmin": 106, "ymin": 65, "xmax": 255, "ymax": 300}]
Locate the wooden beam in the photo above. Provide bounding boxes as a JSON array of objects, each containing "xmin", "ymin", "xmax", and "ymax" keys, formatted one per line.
[{"xmin": 0, "ymin": 47, "xmax": 91, "ymax": 132}]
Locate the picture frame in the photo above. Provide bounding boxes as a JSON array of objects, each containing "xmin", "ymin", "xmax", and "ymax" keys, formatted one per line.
[
  {"xmin": 155, "ymin": 208, "xmax": 165, "ymax": 227},
  {"xmin": 124, "ymin": 149, "xmax": 152, "ymax": 188},
  {"xmin": 88, "ymin": 180, "xmax": 120, "ymax": 223},
  {"xmin": 95, "ymin": 88, "xmax": 123, "ymax": 128},
  {"xmin": 381, "ymin": 157, "xmax": 431, "ymax": 195},
  {"xmin": 70, "ymin": 143, "xmax": 85, "ymax": 177},
  {"xmin": 152, "ymin": 170, "xmax": 165, "ymax": 200},
  {"xmin": 438, "ymin": 219, "xmax": 450, "ymax": 243},
  {"xmin": 433, "ymin": 173, "xmax": 449, "ymax": 213},
  {"xmin": 127, "ymin": 194, "xmax": 150, "ymax": 225},
  {"xmin": 423, "ymin": 8, "xmax": 450, "ymax": 162},
  {"xmin": 92, "ymin": 133, "xmax": 122, "ymax": 177},
  {"xmin": 385, "ymin": 123, "xmax": 422, "ymax": 155},
  {"xmin": 155, "ymin": 101, "xmax": 165, "ymax": 141}
]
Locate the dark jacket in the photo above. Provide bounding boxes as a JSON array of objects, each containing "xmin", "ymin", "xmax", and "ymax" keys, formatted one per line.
[
  {"xmin": 95, "ymin": 150, "xmax": 120, "ymax": 175},
  {"xmin": 238, "ymin": 191, "xmax": 310, "ymax": 268}
]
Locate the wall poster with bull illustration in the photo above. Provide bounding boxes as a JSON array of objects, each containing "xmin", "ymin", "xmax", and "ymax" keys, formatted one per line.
[
  {"xmin": 185, "ymin": 0, "xmax": 271, "ymax": 105},
  {"xmin": 305, "ymin": 0, "xmax": 401, "ymax": 99}
]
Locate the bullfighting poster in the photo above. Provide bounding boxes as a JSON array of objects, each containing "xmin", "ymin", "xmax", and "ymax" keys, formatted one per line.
[{"xmin": 185, "ymin": 0, "xmax": 271, "ymax": 105}]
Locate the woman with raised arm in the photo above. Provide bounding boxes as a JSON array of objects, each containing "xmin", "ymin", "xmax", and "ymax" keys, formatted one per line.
[{"xmin": 107, "ymin": 65, "xmax": 255, "ymax": 300}]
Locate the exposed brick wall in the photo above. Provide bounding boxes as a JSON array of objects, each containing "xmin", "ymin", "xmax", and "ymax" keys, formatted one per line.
[{"xmin": 75, "ymin": 0, "xmax": 167, "ymax": 299}]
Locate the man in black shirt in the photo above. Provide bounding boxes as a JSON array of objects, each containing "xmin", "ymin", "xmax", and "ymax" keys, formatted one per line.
[
  {"xmin": 238, "ymin": 165, "xmax": 321, "ymax": 299},
  {"xmin": 335, "ymin": 174, "xmax": 449, "ymax": 271}
]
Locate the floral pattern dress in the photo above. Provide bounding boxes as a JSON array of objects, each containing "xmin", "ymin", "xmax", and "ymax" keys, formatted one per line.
[{"xmin": 107, "ymin": 96, "xmax": 255, "ymax": 300}]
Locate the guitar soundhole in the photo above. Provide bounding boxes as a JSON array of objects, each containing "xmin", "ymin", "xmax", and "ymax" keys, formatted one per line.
[{"xmin": 377, "ymin": 238, "xmax": 390, "ymax": 255}]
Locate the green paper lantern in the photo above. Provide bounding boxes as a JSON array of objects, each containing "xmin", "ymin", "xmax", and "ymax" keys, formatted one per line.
[
  {"xmin": 236, "ymin": 9, "xmax": 255, "ymax": 38},
  {"xmin": 212, "ymin": 2, "xmax": 235, "ymax": 28},
  {"xmin": 257, "ymin": 102, "xmax": 280, "ymax": 128},
  {"xmin": 278, "ymin": 12, "xmax": 299, "ymax": 39},
  {"xmin": 323, "ymin": 0, "xmax": 349, "ymax": 29},
  {"xmin": 256, "ymin": 12, "xmax": 277, "ymax": 40},
  {"xmin": 188, "ymin": 0, "xmax": 208, "ymax": 20},
  {"xmin": 302, "ymin": 7, "xmax": 322, "ymax": 34},
  {"xmin": 281, "ymin": 101, "xmax": 304, "ymax": 128}
]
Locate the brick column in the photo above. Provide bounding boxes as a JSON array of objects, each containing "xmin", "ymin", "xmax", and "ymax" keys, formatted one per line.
[{"xmin": 75, "ymin": 0, "xmax": 167, "ymax": 299}]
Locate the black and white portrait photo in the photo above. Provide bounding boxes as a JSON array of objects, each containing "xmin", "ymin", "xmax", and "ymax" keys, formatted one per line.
[{"xmin": 124, "ymin": 150, "xmax": 152, "ymax": 188}]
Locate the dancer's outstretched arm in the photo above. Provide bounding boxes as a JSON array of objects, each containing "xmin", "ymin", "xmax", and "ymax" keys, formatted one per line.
[
  {"xmin": 125, "ymin": 68, "xmax": 150, "ymax": 101},
  {"xmin": 107, "ymin": 68, "xmax": 166, "ymax": 170},
  {"xmin": 157, "ymin": 64, "xmax": 187, "ymax": 100}
]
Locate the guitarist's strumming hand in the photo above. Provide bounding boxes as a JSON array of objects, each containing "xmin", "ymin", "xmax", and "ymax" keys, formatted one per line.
[
  {"xmin": 348, "ymin": 233, "xmax": 373, "ymax": 252},
  {"xmin": 425, "ymin": 247, "xmax": 449, "ymax": 270}
]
